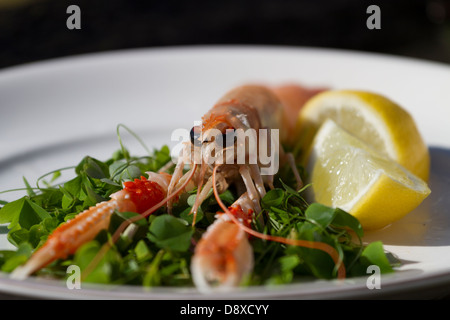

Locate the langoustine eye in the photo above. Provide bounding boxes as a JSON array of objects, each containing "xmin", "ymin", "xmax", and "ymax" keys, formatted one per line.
[
  {"xmin": 216, "ymin": 128, "xmax": 237, "ymax": 148},
  {"xmin": 190, "ymin": 126, "xmax": 202, "ymax": 147}
]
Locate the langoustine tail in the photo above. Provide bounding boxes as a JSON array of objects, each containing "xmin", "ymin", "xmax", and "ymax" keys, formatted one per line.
[
  {"xmin": 10, "ymin": 199, "xmax": 126, "ymax": 279},
  {"xmin": 211, "ymin": 165, "xmax": 346, "ymax": 280},
  {"xmin": 272, "ymin": 84, "xmax": 326, "ymax": 125},
  {"xmin": 191, "ymin": 191, "xmax": 256, "ymax": 292},
  {"xmin": 10, "ymin": 174, "xmax": 169, "ymax": 280}
]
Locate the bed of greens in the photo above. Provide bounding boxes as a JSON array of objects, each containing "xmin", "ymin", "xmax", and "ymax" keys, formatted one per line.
[{"xmin": 0, "ymin": 125, "xmax": 399, "ymax": 288}]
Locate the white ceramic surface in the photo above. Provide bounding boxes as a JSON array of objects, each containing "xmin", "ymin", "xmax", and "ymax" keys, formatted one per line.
[{"xmin": 0, "ymin": 46, "xmax": 449, "ymax": 299}]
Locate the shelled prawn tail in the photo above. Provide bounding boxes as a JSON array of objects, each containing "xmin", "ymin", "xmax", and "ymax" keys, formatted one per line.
[{"xmin": 10, "ymin": 174, "xmax": 170, "ymax": 280}]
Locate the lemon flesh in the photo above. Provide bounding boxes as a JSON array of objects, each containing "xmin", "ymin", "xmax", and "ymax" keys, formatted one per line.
[
  {"xmin": 298, "ymin": 90, "xmax": 430, "ymax": 182},
  {"xmin": 307, "ymin": 119, "xmax": 431, "ymax": 230}
]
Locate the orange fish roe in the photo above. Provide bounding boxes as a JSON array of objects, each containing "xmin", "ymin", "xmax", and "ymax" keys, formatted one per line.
[{"xmin": 123, "ymin": 176, "xmax": 166, "ymax": 214}]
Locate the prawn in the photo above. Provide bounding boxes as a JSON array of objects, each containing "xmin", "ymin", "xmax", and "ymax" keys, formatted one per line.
[
  {"xmin": 10, "ymin": 169, "xmax": 197, "ymax": 279},
  {"xmin": 183, "ymin": 84, "xmax": 345, "ymax": 291}
]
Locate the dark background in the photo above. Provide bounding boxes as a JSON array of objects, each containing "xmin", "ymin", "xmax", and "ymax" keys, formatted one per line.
[{"xmin": 0, "ymin": 0, "xmax": 449, "ymax": 70}]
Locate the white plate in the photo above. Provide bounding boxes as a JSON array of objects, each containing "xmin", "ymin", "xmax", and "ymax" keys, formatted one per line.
[{"xmin": 0, "ymin": 46, "xmax": 449, "ymax": 299}]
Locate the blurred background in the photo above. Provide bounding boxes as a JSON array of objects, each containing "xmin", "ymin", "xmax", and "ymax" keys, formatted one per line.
[{"xmin": 0, "ymin": 0, "xmax": 449, "ymax": 69}]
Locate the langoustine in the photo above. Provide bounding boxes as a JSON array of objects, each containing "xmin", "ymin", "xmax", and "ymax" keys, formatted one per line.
[
  {"xmin": 177, "ymin": 84, "xmax": 345, "ymax": 292},
  {"xmin": 10, "ymin": 170, "xmax": 195, "ymax": 279}
]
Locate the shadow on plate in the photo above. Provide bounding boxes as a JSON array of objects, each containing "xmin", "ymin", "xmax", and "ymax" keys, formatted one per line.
[
  {"xmin": 0, "ymin": 226, "xmax": 8, "ymax": 235},
  {"xmin": 363, "ymin": 147, "xmax": 450, "ymax": 246}
]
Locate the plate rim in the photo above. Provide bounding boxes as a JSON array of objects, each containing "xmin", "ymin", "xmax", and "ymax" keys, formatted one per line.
[{"xmin": 0, "ymin": 44, "xmax": 449, "ymax": 77}]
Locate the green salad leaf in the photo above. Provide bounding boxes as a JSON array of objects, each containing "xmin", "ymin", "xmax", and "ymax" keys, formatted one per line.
[{"xmin": 147, "ymin": 215, "xmax": 194, "ymax": 252}]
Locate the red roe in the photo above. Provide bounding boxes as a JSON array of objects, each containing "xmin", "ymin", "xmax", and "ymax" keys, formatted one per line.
[
  {"xmin": 228, "ymin": 205, "xmax": 253, "ymax": 229},
  {"xmin": 123, "ymin": 176, "xmax": 166, "ymax": 214}
]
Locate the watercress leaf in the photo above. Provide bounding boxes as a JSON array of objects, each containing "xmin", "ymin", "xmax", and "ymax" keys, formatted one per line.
[
  {"xmin": 0, "ymin": 197, "xmax": 25, "ymax": 225},
  {"xmin": 143, "ymin": 249, "xmax": 165, "ymax": 287},
  {"xmin": 0, "ymin": 250, "xmax": 16, "ymax": 266},
  {"xmin": 42, "ymin": 217, "xmax": 59, "ymax": 233},
  {"xmin": 76, "ymin": 156, "xmax": 108, "ymax": 179},
  {"xmin": 144, "ymin": 146, "xmax": 172, "ymax": 173},
  {"xmin": 61, "ymin": 193, "xmax": 74, "ymax": 210},
  {"xmin": 268, "ymin": 211, "xmax": 282, "ymax": 231},
  {"xmin": 113, "ymin": 211, "xmax": 148, "ymax": 228},
  {"xmin": 73, "ymin": 241, "xmax": 116, "ymax": 284},
  {"xmin": 59, "ymin": 178, "xmax": 80, "ymax": 210},
  {"xmin": 187, "ymin": 194, "xmax": 197, "ymax": 207},
  {"xmin": 109, "ymin": 160, "xmax": 127, "ymax": 178},
  {"xmin": 156, "ymin": 145, "xmax": 170, "ymax": 160},
  {"xmin": 28, "ymin": 223, "xmax": 48, "ymax": 248},
  {"xmin": 270, "ymin": 207, "xmax": 292, "ymax": 226},
  {"xmin": 22, "ymin": 177, "xmax": 36, "ymax": 197},
  {"xmin": 305, "ymin": 203, "xmax": 336, "ymax": 229},
  {"xmin": 261, "ymin": 189, "xmax": 284, "ymax": 209},
  {"xmin": 109, "ymin": 161, "xmax": 142, "ymax": 183},
  {"xmin": 297, "ymin": 183, "xmax": 312, "ymax": 194},
  {"xmin": 279, "ymin": 254, "xmax": 301, "ymax": 272},
  {"xmin": 134, "ymin": 240, "xmax": 153, "ymax": 262},
  {"xmin": 87, "ymin": 159, "xmax": 108, "ymax": 179},
  {"xmin": 100, "ymin": 178, "xmax": 121, "ymax": 187},
  {"xmin": 51, "ymin": 170, "xmax": 61, "ymax": 183},
  {"xmin": 31, "ymin": 188, "xmax": 63, "ymax": 209},
  {"xmin": 120, "ymin": 165, "xmax": 142, "ymax": 181},
  {"xmin": 299, "ymin": 246, "xmax": 336, "ymax": 279},
  {"xmin": 279, "ymin": 179, "xmax": 304, "ymax": 197},
  {"xmin": 1, "ymin": 242, "xmax": 33, "ymax": 272},
  {"xmin": 218, "ymin": 189, "xmax": 235, "ymax": 205},
  {"xmin": 112, "ymin": 148, "xmax": 129, "ymax": 161},
  {"xmin": 361, "ymin": 241, "xmax": 393, "ymax": 273},
  {"xmin": 332, "ymin": 208, "xmax": 364, "ymax": 238},
  {"xmin": 147, "ymin": 215, "xmax": 193, "ymax": 252},
  {"xmin": 108, "ymin": 211, "xmax": 148, "ymax": 251},
  {"xmin": 296, "ymin": 220, "xmax": 318, "ymax": 236},
  {"xmin": 85, "ymin": 185, "xmax": 106, "ymax": 205},
  {"xmin": 179, "ymin": 206, "xmax": 203, "ymax": 225},
  {"xmin": 62, "ymin": 176, "xmax": 82, "ymax": 198},
  {"xmin": 1, "ymin": 198, "xmax": 51, "ymax": 231},
  {"xmin": 75, "ymin": 156, "xmax": 89, "ymax": 175},
  {"xmin": 7, "ymin": 228, "xmax": 29, "ymax": 247},
  {"xmin": 19, "ymin": 199, "xmax": 52, "ymax": 230}
]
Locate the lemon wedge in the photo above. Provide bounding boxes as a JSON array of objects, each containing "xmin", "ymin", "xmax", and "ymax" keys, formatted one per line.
[
  {"xmin": 298, "ymin": 90, "xmax": 430, "ymax": 182},
  {"xmin": 306, "ymin": 119, "xmax": 431, "ymax": 230}
]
